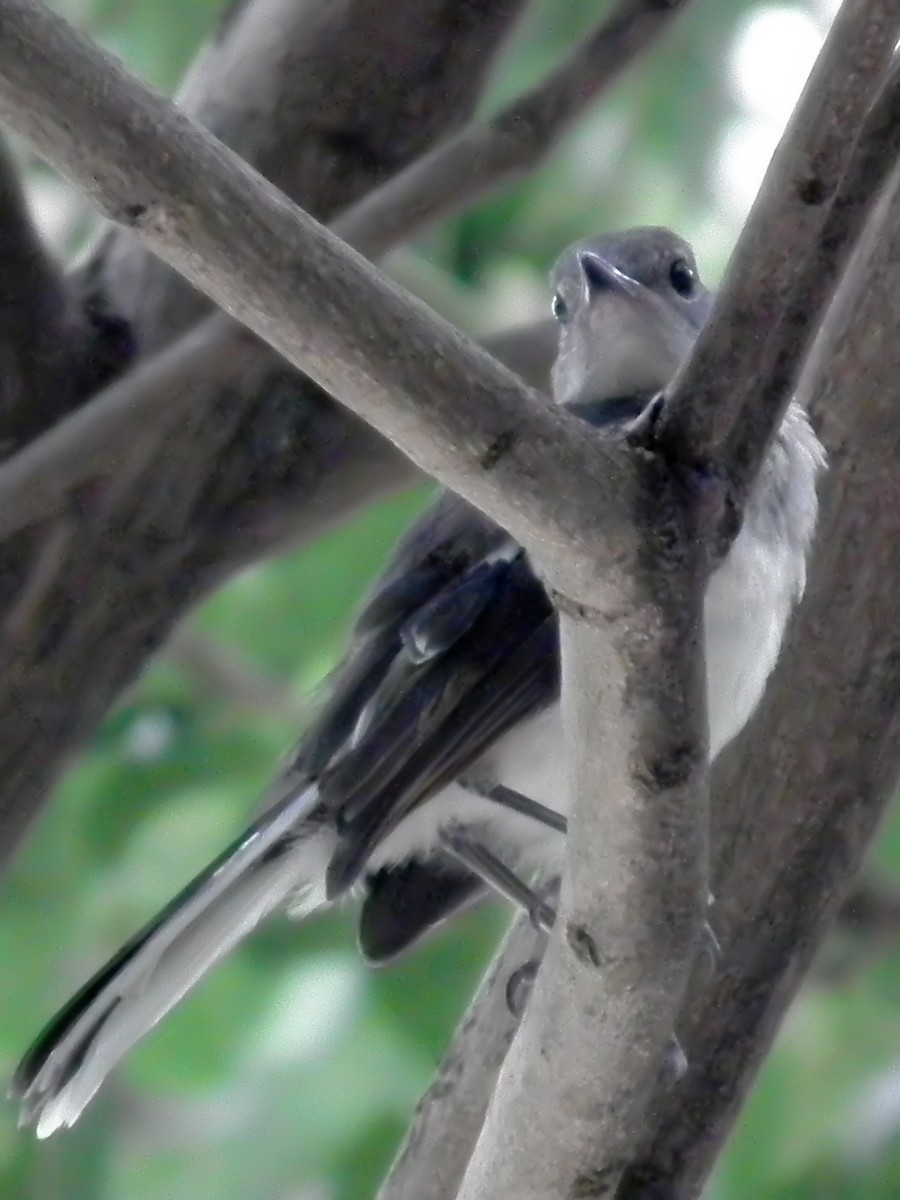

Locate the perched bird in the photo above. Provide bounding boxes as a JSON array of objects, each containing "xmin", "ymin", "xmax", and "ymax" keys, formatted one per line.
[{"xmin": 12, "ymin": 227, "xmax": 826, "ymax": 1138}]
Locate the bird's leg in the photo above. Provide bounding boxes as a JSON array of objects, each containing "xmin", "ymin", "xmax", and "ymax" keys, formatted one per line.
[
  {"xmin": 461, "ymin": 780, "xmax": 567, "ymax": 835},
  {"xmin": 662, "ymin": 1035, "xmax": 689, "ymax": 1084},
  {"xmin": 698, "ymin": 891, "xmax": 721, "ymax": 979},
  {"xmin": 503, "ymin": 878, "xmax": 561, "ymax": 1016},
  {"xmin": 439, "ymin": 828, "xmax": 556, "ymax": 931}
]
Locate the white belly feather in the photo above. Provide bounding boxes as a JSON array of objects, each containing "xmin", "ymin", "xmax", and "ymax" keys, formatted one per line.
[{"xmin": 371, "ymin": 402, "xmax": 825, "ymax": 874}]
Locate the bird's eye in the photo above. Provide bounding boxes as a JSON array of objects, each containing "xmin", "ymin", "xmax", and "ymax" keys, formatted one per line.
[
  {"xmin": 669, "ymin": 258, "xmax": 696, "ymax": 297},
  {"xmin": 551, "ymin": 292, "xmax": 569, "ymax": 323}
]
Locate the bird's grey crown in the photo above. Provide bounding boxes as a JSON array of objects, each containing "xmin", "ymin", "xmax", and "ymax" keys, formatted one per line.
[
  {"xmin": 550, "ymin": 225, "xmax": 711, "ymax": 405},
  {"xmin": 551, "ymin": 226, "xmax": 703, "ymax": 316}
]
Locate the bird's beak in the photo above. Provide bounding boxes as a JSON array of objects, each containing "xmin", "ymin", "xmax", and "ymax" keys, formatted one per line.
[{"xmin": 577, "ymin": 250, "xmax": 642, "ymax": 306}]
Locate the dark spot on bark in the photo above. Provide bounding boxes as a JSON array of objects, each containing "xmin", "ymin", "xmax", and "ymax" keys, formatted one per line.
[
  {"xmin": 620, "ymin": 1165, "xmax": 677, "ymax": 1199},
  {"xmin": 80, "ymin": 298, "xmax": 136, "ymax": 393},
  {"xmin": 797, "ymin": 176, "xmax": 828, "ymax": 206},
  {"xmin": 322, "ymin": 126, "xmax": 385, "ymax": 175},
  {"xmin": 566, "ymin": 922, "xmax": 602, "ymax": 969},
  {"xmin": 480, "ymin": 429, "xmax": 517, "ymax": 471},
  {"xmin": 570, "ymin": 1165, "xmax": 621, "ymax": 1198},
  {"xmin": 642, "ymin": 743, "xmax": 698, "ymax": 790},
  {"xmin": 123, "ymin": 204, "xmax": 147, "ymax": 224}
]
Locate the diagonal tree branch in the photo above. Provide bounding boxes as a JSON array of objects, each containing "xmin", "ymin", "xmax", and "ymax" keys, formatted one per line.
[
  {"xmin": 0, "ymin": 0, "xmax": 536, "ymax": 868},
  {"xmin": 0, "ymin": 0, "xmax": 676, "ymax": 541},
  {"xmin": 0, "ymin": 0, "xmax": 632, "ymax": 586},
  {"xmin": 77, "ymin": 0, "xmax": 529, "ymax": 358},
  {"xmin": 658, "ymin": 0, "xmax": 900, "ymax": 499},
  {"xmin": 377, "ymin": 921, "xmax": 544, "ymax": 1200},
  {"xmin": 332, "ymin": 0, "xmax": 694, "ymax": 259}
]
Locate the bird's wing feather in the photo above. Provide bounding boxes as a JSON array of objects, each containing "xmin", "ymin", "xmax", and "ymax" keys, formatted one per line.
[{"xmin": 296, "ymin": 400, "xmax": 638, "ymax": 897}]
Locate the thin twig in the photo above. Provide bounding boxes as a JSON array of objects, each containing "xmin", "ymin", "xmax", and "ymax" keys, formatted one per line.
[
  {"xmin": 377, "ymin": 919, "xmax": 543, "ymax": 1200},
  {"xmin": 334, "ymin": 0, "xmax": 694, "ymax": 259},
  {"xmin": 0, "ymin": 316, "xmax": 252, "ymax": 539},
  {"xmin": 166, "ymin": 626, "xmax": 308, "ymax": 719},
  {"xmin": 1, "ymin": 515, "xmax": 73, "ymax": 645},
  {"xmin": 80, "ymin": 0, "xmax": 529, "ymax": 354}
]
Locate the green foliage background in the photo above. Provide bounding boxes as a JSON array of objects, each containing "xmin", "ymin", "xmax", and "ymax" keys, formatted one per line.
[{"xmin": 2, "ymin": 1, "xmax": 899, "ymax": 1197}]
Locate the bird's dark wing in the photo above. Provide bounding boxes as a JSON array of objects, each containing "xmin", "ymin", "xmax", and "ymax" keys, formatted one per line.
[
  {"xmin": 295, "ymin": 487, "xmax": 558, "ymax": 898},
  {"xmin": 294, "ymin": 396, "xmax": 647, "ymax": 917}
]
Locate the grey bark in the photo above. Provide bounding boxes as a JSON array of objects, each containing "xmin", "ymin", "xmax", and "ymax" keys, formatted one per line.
[
  {"xmin": 619, "ymin": 174, "xmax": 900, "ymax": 1196},
  {"xmin": 0, "ymin": 0, "xmax": 675, "ymax": 870},
  {"xmin": 0, "ymin": 0, "xmax": 529, "ymax": 864},
  {"xmin": 370, "ymin": 0, "xmax": 900, "ymax": 1194}
]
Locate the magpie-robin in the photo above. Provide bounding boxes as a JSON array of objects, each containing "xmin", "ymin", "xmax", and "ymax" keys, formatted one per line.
[{"xmin": 12, "ymin": 227, "xmax": 826, "ymax": 1137}]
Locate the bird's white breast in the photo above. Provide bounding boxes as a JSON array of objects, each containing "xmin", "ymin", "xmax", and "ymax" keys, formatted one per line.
[{"xmin": 372, "ymin": 403, "xmax": 825, "ymax": 874}]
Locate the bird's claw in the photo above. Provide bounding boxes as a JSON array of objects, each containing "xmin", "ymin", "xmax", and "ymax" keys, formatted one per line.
[
  {"xmin": 506, "ymin": 958, "xmax": 540, "ymax": 1016},
  {"xmin": 662, "ymin": 1035, "xmax": 689, "ymax": 1084},
  {"xmin": 697, "ymin": 919, "xmax": 721, "ymax": 981}
]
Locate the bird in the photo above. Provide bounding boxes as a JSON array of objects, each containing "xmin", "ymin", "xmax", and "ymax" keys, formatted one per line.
[{"xmin": 11, "ymin": 226, "xmax": 826, "ymax": 1138}]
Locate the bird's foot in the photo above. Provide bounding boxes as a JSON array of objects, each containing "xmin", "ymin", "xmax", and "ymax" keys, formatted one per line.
[
  {"xmin": 506, "ymin": 958, "xmax": 540, "ymax": 1017},
  {"xmin": 661, "ymin": 1035, "xmax": 689, "ymax": 1085}
]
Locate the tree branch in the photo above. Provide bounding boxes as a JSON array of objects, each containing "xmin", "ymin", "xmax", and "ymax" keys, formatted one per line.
[
  {"xmin": 78, "ymin": 0, "xmax": 528, "ymax": 356},
  {"xmin": 0, "ymin": 0, "xmax": 535, "ymax": 867},
  {"xmin": 0, "ymin": 0, "xmax": 644, "ymax": 594},
  {"xmin": 0, "ymin": 307, "xmax": 555, "ymax": 545},
  {"xmin": 165, "ymin": 626, "xmax": 307, "ymax": 718},
  {"xmin": 618, "ymin": 165, "xmax": 900, "ymax": 1200},
  {"xmin": 0, "ymin": 0, "xmax": 674, "ymax": 540},
  {"xmin": 377, "ymin": 920, "xmax": 543, "ymax": 1200},
  {"xmin": 332, "ymin": 0, "xmax": 694, "ymax": 259},
  {"xmin": 658, "ymin": 0, "xmax": 899, "ymax": 499}
]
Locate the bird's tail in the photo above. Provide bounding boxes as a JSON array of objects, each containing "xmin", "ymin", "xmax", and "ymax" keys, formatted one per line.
[{"xmin": 12, "ymin": 783, "xmax": 333, "ymax": 1139}]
